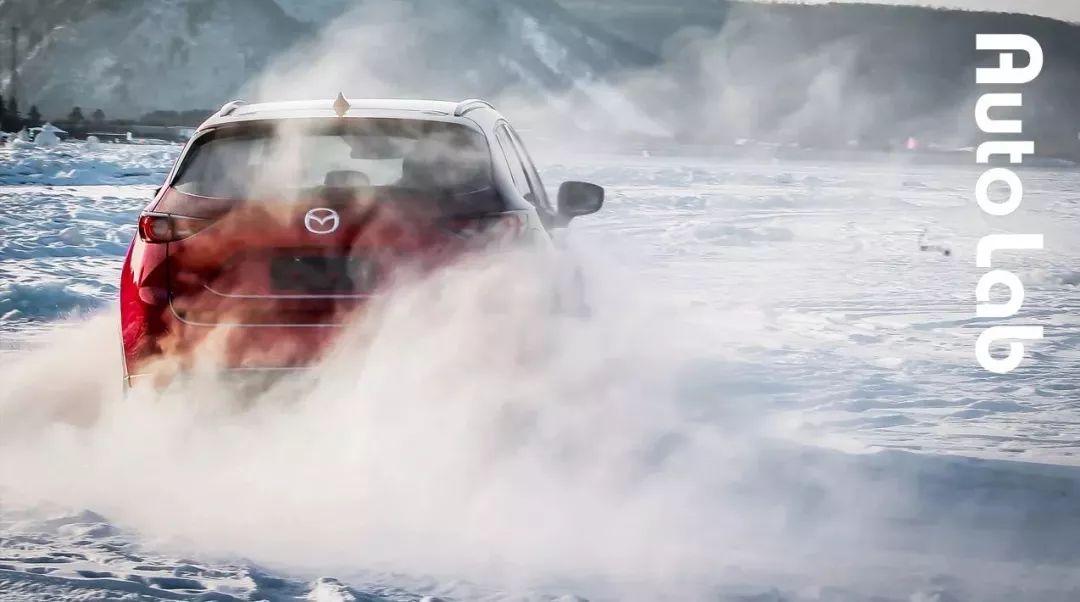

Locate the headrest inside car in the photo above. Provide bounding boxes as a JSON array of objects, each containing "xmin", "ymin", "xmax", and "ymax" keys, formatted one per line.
[{"xmin": 324, "ymin": 170, "xmax": 371, "ymax": 188}]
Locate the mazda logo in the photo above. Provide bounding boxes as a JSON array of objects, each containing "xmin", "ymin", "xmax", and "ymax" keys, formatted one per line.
[{"xmin": 304, "ymin": 208, "xmax": 340, "ymax": 234}]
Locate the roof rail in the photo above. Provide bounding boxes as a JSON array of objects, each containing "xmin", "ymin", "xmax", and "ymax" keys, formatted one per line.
[
  {"xmin": 454, "ymin": 98, "xmax": 494, "ymax": 116},
  {"xmin": 217, "ymin": 100, "xmax": 246, "ymax": 117}
]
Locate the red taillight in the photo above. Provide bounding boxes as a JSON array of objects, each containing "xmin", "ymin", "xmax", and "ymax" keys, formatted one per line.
[
  {"xmin": 440, "ymin": 213, "xmax": 528, "ymax": 242},
  {"xmin": 138, "ymin": 212, "xmax": 214, "ymax": 243}
]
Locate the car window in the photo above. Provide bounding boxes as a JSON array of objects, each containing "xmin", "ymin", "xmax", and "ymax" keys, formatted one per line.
[
  {"xmin": 494, "ymin": 125, "xmax": 530, "ymax": 198},
  {"xmin": 173, "ymin": 119, "xmax": 493, "ymax": 204},
  {"xmin": 506, "ymin": 126, "xmax": 553, "ymax": 213}
]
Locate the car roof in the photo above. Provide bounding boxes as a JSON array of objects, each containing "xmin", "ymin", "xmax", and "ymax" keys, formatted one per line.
[{"xmin": 198, "ymin": 98, "xmax": 496, "ymax": 131}]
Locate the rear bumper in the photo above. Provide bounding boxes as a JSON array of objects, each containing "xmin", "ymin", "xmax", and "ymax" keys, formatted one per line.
[
  {"xmin": 125, "ymin": 365, "xmax": 318, "ymax": 393},
  {"xmin": 126, "ymin": 315, "xmax": 347, "ymax": 380}
]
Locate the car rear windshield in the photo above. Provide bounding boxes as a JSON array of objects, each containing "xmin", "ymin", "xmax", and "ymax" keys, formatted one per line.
[{"xmin": 172, "ymin": 118, "xmax": 495, "ymax": 208}]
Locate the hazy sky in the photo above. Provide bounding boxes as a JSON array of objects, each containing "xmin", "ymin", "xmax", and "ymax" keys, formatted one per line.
[{"xmin": 764, "ymin": 0, "xmax": 1080, "ymax": 22}]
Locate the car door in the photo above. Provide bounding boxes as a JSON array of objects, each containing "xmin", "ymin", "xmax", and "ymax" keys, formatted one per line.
[
  {"xmin": 495, "ymin": 123, "xmax": 556, "ymax": 229},
  {"xmin": 495, "ymin": 124, "xmax": 586, "ymax": 312},
  {"xmin": 505, "ymin": 125, "xmax": 556, "ymax": 222}
]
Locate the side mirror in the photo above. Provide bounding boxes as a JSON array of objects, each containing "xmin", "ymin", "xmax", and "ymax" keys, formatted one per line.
[{"xmin": 557, "ymin": 181, "xmax": 604, "ymax": 220}]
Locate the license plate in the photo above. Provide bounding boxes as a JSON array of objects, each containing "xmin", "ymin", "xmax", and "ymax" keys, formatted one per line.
[{"xmin": 270, "ymin": 255, "xmax": 372, "ymax": 293}]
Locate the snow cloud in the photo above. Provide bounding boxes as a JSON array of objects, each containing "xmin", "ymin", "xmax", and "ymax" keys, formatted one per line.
[{"xmin": 0, "ymin": 245, "xmax": 956, "ymax": 597}]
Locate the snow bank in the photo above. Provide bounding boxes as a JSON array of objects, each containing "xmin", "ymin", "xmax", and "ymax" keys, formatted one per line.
[
  {"xmin": 0, "ymin": 281, "xmax": 100, "ymax": 322},
  {"xmin": 34, "ymin": 123, "xmax": 64, "ymax": 148},
  {"xmin": 0, "ymin": 142, "xmax": 179, "ymax": 186}
]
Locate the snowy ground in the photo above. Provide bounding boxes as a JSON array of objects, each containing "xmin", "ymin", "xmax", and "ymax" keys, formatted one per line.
[{"xmin": 1, "ymin": 142, "xmax": 1080, "ymax": 600}]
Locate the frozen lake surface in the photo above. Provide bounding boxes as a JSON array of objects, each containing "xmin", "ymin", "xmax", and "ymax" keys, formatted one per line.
[{"xmin": 1, "ymin": 142, "xmax": 1079, "ymax": 600}]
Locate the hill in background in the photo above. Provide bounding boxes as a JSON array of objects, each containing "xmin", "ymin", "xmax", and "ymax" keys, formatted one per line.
[{"xmin": 1, "ymin": 0, "xmax": 1077, "ymax": 157}]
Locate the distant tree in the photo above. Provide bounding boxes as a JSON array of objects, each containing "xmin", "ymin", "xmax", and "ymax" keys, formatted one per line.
[
  {"xmin": 2, "ymin": 97, "xmax": 22, "ymax": 132},
  {"xmin": 180, "ymin": 109, "xmax": 214, "ymax": 126},
  {"xmin": 92, "ymin": 108, "xmax": 106, "ymax": 123},
  {"xmin": 68, "ymin": 106, "xmax": 85, "ymax": 122},
  {"xmin": 140, "ymin": 110, "xmax": 180, "ymax": 126},
  {"xmin": 27, "ymin": 105, "xmax": 42, "ymax": 127}
]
